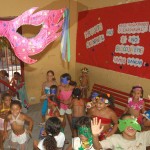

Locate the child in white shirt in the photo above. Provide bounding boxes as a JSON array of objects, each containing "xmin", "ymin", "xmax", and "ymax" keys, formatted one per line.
[
  {"xmin": 37, "ymin": 117, "xmax": 65, "ymax": 150},
  {"xmin": 91, "ymin": 114, "xmax": 150, "ymax": 150}
]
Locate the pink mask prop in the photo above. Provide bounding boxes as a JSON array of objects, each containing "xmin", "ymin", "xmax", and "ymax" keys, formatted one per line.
[{"xmin": 0, "ymin": 7, "xmax": 64, "ymax": 64}]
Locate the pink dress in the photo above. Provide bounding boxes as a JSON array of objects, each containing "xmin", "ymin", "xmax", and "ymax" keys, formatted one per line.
[
  {"xmin": 59, "ymin": 90, "xmax": 72, "ymax": 110},
  {"xmin": 128, "ymin": 97, "xmax": 144, "ymax": 110}
]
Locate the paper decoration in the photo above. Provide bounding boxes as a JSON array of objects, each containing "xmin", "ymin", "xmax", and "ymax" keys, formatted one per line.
[
  {"xmin": 0, "ymin": 7, "xmax": 65, "ymax": 64},
  {"xmin": 61, "ymin": 8, "xmax": 71, "ymax": 62},
  {"xmin": 76, "ymin": 0, "xmax": 150, "ymax": 79}
]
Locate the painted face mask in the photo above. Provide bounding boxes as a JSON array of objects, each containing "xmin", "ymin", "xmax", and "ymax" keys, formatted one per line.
[
  {"xmin": 0, "ymin": 7, "xmax": 64, "ymax": 64},
  {"xmin": 96, "ymin": 97, "xmax": 109, "ymax": 104},
  {"xmin": 118, "ymin": 118, "xmax": 141, "ymax": 132},
  {"xmin": 91, "ymin": 92, "xmax": 99, "ymax": 99},
  {"xmin": 143, "ymin": 110, "xmax": 150, "ymax": 120},
  {"xmin": 50, "ymin": 88, "xmax": 57, "ymax": 95},
  {"xmin": 60, "ymin": 77, "xmax": 68, "ymax": 85},
  {"xmin": 78, "ymin": 126, "xmax": 93, "ymax": 150}
]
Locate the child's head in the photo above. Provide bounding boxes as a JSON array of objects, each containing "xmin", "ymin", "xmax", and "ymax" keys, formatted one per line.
[
  {"xmin": 0, "ymin": 70, "xmax": 9, "ymax": 78},
  {"xmin": 119, "ymin": 114, "xmax": 141, "ymax": 138},
  {"xmin": 69, "ymin": 81, "xmax": 77, "ymax": 87},
  {"xmin": 43, "ymin": 135, "xmax": 57, "ymax": 150},
  {"xmin": 14, "ymin": 72, "xmax": 21, "ymax": 80},
  {"xmin": 72, "ymin": 88, "xmax": 81, "ymax": 100},
  {"xmin": 45, "ymin": 117, "xmax": 61, "ymax": 136},
  {"xmin": 48, "ymin": 95, "xmax": 60, "ymax": 108},
  {"xmin": 50, "ymin": 85, "xmax": 57, "ymax": 95},
  {"xmin": 95, "ymin": 93, "xmax": 114, "ymax": 110},
  {"xmin": 10, "ymin": 100, "xmax": 22, "ymax": 117},
  {"xmin": 46, "ymin": 70, "xmax": 55, "ymax": 81},
  {"xmin": 2, "ymin": 93, "xmax": 11, "ymax": 106},
  {"xmin": 81, "ymin": 67, "xmax": 89, "ymax": 74},
  {"xmin": 130, "ymin": 85, "xmax": 143, "ymax": 99},
  {"xmin": 60, "ymin": 73, "xmax": 71, "ymax": 86},
  {"xmin": 76, "ymin": 116, "xmax": 92, "ymax": 142},
  {"xmin": 90, "ymin": 91, "xmax": 100, "ymax": 103}
]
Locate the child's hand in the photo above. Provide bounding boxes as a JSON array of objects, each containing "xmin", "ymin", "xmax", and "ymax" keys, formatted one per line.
[{"xmin": 91, "ymin": 118, "xmax": 104, "ymax": 136}]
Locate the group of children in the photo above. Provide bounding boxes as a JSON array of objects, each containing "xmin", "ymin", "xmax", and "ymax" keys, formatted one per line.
[
  {"xmin": 0, "ymin": 70, "xmax": 29, "ymax": 109},
  {"xmin": 0, "ymin": 67, "xmax": 150, "ymax": 150}
]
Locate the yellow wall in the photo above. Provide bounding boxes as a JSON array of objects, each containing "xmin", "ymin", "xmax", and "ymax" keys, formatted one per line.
[
  {"xmin": 75, "ymin": 0, "xmax": 150, "ymax": 99},
  {"xmin": 0, "ymin": 0, "xmax": 77, "ymax": 104}
]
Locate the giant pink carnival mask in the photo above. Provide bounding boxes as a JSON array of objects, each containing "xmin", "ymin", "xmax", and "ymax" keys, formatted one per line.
[{"xmin": 0, "ymin": 7, "xmax": 64, "ymax": 64}]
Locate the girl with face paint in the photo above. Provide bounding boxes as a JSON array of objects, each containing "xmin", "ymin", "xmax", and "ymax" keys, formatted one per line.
[
  {"xmin": 86, "ymin": 91, "xmax": 100, "ymax": 115},
  {"xmin": 88, "ymin": 93, "xmax": 118, "ymax": 140},
  {"xmin": 57, "ymin": 73, "xmax": 74, "ymax": 138},
  {"xmin": 91, "ymin": 114, "xmax": 150, "ymax": 150},
  {"xmin": 124, "ymin": 85, "xmax": 145, "ymax": 124},
  {"xmin": 45, "ymin": 85, "xmax": 61, "ymax": 121}
]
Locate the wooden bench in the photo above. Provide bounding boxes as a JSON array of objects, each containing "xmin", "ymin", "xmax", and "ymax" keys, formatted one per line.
[{"xmin": 92, "ymin": 84, "xmax": 150, "ymax": 117}]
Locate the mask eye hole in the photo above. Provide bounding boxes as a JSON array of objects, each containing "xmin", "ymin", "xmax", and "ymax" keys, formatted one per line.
[{"xmin": 18, "ymin": 25, "xmax": 42, "ymax": 38}]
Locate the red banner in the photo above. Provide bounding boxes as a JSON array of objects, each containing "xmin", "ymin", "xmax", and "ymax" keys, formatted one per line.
[{"xmin": 76, "ymin": 0, "xmax": 150, "ymax": 79}]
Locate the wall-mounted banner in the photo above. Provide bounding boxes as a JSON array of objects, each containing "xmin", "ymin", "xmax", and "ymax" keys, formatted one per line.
[{"xmin": 76, "ymin": 1, "xmax": 150, "ymax": 79}]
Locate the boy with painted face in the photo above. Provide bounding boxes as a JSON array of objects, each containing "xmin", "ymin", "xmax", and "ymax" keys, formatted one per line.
[
  {"xmin": 67, "ymin": 116, "xmax": 95, "ymax": 150},
  {"xmin": 91, "ymin": 114, "xmax": 150, "ymax": 150}
]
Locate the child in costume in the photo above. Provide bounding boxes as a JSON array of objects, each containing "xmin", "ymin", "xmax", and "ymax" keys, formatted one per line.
[
  {"xmin": 0, "ymin": 93, "xmax": 11, "ymax": 150},
  {"xmin": 45, "ymin": 85, "xmax": 60, "ymax": 121},
  {"xmin": 39, "ymin": 85, "xmax": 61, "ymax": 140},
  {"xmin": 40, "ymin": 70, "xmax": 57, "ymax": 125},
  {"xmin": 37, "ymin": 117, "xmax": 65, "ymax": 150},
  {"xmin": 142, "ymin": 110, "xmax": 150, "ymax": 130},
  {"xmin": 10, "ymin": 72, "xmax": 29, "ymax": 109},
  {"xmin": 79, "ymin": 67, "xmax": 89, "ymax": 98},
  {"xmin": 70, "ymin": 88, "xmax": 86, "ymax": 137},
  {"xmin": 91, "ymin": 114, "xmax": 150, "ymax": 150},
  {"xmin": 0, "ymin": 70, "xmax": 9, "ymax": 99},
  {"xmin": 86, "ymin": 91, "xmax": 100, "ymax": 113},
  {"xmin": 67, "ymin": 116, "xmax": 94, "ymax": 150},
  {"xmin": 88, "ymin": 93, "xmax": 118, "ymax": 140},
  {"xmin": 3, "ymin": 100, "xmax": 33, "ymax": 150},
  {"xmin": 57, "ymin": 73, "xmax": 74, "ymax": 129},
  {"xmin": 124, "ymin": 85, "xmax": 145, "ymax": 124}
]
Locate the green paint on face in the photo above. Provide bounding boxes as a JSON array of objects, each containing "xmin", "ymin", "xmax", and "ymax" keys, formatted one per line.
[
  {"xmin": 118, "ymin": 118, "xmax": 141, "ymax": 132},
  {"xmin": 78, "ymin": 126, "xmax": 93, "ymax": 150}
]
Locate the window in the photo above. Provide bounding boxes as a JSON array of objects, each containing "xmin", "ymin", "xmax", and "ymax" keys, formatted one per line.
[{"xmin": 0, "ymin": 36, "xmax": 24, "ymax": 81}]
